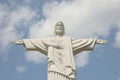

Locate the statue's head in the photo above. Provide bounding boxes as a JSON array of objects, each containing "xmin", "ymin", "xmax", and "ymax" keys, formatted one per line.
[{"xmin": 54, "ymin": 21, "xmax": 65, "ymax": 36}]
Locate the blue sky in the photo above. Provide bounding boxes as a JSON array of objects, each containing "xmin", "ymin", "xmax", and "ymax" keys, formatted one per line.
[{"xmin": 0, "ymin": 0, "xmax": 120, "ymax": 80}]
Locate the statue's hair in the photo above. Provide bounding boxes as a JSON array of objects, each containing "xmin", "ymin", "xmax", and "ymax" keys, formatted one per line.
[{"xmin": 54, "ymin": 21, "xmax": 65, "ymax": 35}]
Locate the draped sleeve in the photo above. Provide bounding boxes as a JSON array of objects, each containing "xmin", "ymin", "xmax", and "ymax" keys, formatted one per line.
[
  {"xmin": 72, "ymin": 38, "xmax": 97, "ymax": 55},
  {"xmin": 23, "ymin": 38, "xmax": 50, "ymax": 55}
]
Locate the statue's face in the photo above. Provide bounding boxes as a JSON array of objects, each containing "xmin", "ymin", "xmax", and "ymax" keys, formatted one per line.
[{"xmin": 55, "ymin": 22, "xmax": 64, "ymax": 36}]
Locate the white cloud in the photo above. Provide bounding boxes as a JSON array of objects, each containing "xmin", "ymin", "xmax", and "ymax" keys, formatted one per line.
[
  {"xmin": 25, "ymin": 52, "xmax": 46, "ymax": 63},
  {"xmin": 16, "ymin": 65, "xmax": 27, "ymax": 73},
  {"xmin": 115, "ymin": 30, "xmax": 120, "ymax": 47},
  {"xmin": 115, "ymin": 22, "xmax": 120, "ymax": 48},
  {"xmin": 29, "ymin": 0, "xmax": 120, "ymax": 38},
  {"xmin": 0, "ymin": 4, "xmax": 37, "ymax": 51},
  {"xmin": 75, "ymin": 52, "xmax": 89, "ymax": 68}
]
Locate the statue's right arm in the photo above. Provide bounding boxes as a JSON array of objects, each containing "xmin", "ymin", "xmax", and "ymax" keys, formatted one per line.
[{"xmin": 11, "ymin": 40, "xmax": 23, "ymax": 45}]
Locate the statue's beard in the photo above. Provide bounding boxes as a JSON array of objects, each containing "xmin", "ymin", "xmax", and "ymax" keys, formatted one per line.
[{"xmin": 55, "ymin": 30, "xmax": 64, "ymax": 36}]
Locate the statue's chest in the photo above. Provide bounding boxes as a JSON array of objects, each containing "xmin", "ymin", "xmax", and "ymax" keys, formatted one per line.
[
  {"xmin": 49, "ymin": 38, "xmax": 70, "ymax": 54},
  {"xmin": 50, "ymin": 37, "xmax": 67, "ymax": 46}
]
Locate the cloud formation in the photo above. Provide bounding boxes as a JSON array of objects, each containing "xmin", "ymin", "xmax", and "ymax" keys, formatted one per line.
[
  {"xmin": 115, "ymin": 27, "xmax": 120, "ymax": 47},
  {"xmin": 75, "ymin": 52, "xmax": 89, "ymax": 68},
  {"xmin": 25, "ymin": 52, "xmax": 46, "ymax": 63},
  {"xmin": 0, "ymin": 3, "xmax": 36, "ymax": 51},
  {"xmin": 16, "ymin": 65, "xmax": 27, "ymax": 73}
]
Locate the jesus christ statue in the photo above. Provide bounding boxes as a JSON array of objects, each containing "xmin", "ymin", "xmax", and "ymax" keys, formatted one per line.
[{"xmin": 11, "ymin": 21, "xmax": 108, "ymax": 80}]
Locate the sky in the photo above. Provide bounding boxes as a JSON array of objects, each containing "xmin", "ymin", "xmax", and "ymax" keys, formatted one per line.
[{"xmin": 0, "ymin": 0, "xmax": 120, "ymax": 80}]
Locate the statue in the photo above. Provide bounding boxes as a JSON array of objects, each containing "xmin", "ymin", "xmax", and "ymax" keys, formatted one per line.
[{"xmin": 11, "ymin": 21, "xmax": 108, "ymax": 80}]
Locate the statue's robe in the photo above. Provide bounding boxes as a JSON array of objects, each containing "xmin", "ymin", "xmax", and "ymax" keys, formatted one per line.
[{"xmin": 23, "ymin": 36, "xmax": 96, "ymax": 80}]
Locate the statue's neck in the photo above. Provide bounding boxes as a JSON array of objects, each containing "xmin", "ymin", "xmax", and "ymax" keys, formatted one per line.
[
  {"xmin": 55, "ymin": 34, "xmax": 64, "ymax": 37},
  {"xmin": 55, "ymin": 35, "xmax": 63, "ymax": 37}
]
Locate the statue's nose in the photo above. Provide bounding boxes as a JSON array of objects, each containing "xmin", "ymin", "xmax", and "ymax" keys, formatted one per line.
[{"xmin": 58, "ymin": 26, "xmax": 62, "ymax": 29}]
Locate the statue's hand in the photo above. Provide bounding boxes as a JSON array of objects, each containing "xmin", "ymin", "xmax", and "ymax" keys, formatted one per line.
[
  {"xmin": 96, "ymin": 39, "xmax": 108, "ymax": 45},
  {"xmin": 11, "ymin": 40, "xmax": 23, "ymax": 45}
]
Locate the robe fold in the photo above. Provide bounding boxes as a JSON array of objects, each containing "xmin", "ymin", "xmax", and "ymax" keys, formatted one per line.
[{"xmin": 23, "ymin": 36, "xmax": 96, "ymax": 80}]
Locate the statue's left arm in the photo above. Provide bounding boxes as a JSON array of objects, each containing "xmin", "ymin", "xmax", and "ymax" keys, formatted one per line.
[{"xmin": 72, "ymin": 38, "xmax": 108, "ymax": 55}]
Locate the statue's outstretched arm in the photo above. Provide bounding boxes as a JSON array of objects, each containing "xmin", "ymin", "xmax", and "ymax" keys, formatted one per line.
[
  {"xmin": 96, "ymin": 39, "xmax": 108, "ymax": 45},
  {"xmin": 11, "ymin": 40, "xmax": 23, "ymax": 45}
]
